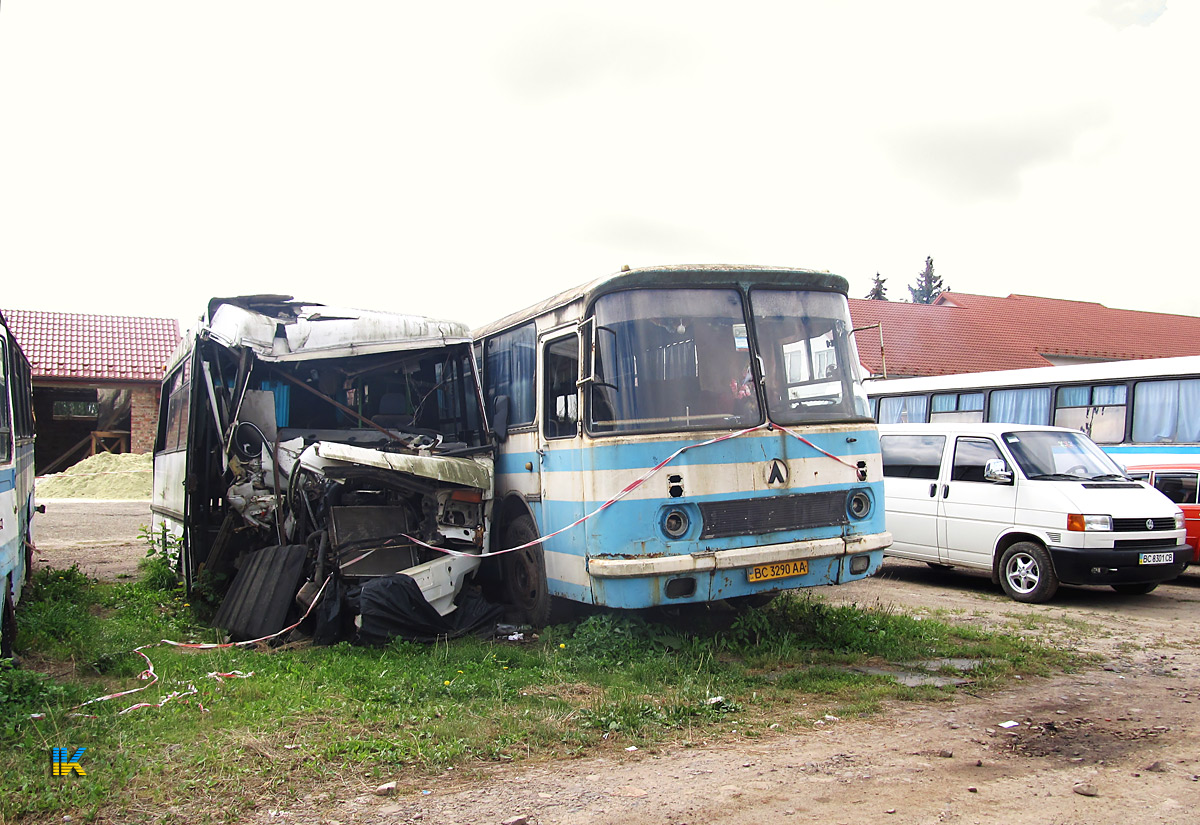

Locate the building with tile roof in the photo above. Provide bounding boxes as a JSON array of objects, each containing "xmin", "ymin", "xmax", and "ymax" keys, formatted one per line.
[
  {"xmin": 848, "ymin": 292, "xmax": 1200, "ymax": 378},
  {"xmin": 1, "ymin": 308, "xmax": 180, "ymax": 473}
]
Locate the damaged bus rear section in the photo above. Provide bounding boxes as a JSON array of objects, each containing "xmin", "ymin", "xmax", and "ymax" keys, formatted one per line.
[{"xmin": 151, "ymin": 296, "xmax": 496, "ymax": 641}]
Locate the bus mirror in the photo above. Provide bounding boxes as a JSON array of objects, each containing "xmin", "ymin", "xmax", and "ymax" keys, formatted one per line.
[{"xmin": 492, "ymin": 395, "xmax": 510, "ymax": 443}]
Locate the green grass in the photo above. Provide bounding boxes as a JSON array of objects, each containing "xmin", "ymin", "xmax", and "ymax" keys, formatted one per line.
[{"xmin": 1, "ymin": 573, "xmax": 1087, "ymax": 822}]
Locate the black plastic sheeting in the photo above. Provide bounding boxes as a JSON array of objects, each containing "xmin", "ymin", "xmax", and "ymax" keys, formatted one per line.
[
  {"xmin": 348, "ymin": 574, "xmax": 503, "ymax": 645},
  {"xmin": 213, "ymin": 544, "xmax": 308, "ymax": 641}
]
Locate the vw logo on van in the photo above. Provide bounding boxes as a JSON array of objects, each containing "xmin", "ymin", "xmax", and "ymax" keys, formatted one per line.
[
  {"xmin": 765, "ymin": 458, "xmax": 789, "ymax": 486},
  {"xmin": 1146, "ymin": 518, "xmax": 1155, "ymax": 531}
]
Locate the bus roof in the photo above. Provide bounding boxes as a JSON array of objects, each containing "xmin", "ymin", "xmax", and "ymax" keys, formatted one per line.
[
  {"xmin": 473, "ymin": 264, "xmax": 849, "ymax": 339},
  {"xmin": 166, "ymin": 296, "xmax": 473, "ymax": 372},
  {"xmin": 864, "ymin": 354, "xmax": 1200, "ymax": 396}
]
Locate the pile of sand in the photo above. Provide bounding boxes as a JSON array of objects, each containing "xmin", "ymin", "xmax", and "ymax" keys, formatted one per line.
[{"xmin": 37, "ymin": 452, "xmax": 154, "ymax": 500}]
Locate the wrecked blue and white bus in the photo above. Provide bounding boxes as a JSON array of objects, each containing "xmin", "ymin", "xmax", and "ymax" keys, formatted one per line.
[
  {"xmin": 152, "ymin": 296, "xmax": 500, "ymax": 641},
  {"xmin": 473, "ymin": 265, "xmax": 893, "ymax": 622}
]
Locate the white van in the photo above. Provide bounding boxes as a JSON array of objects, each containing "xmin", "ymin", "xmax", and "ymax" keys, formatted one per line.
[{"xmin": 879, "ymin": 423, "xmax": 1188, "ymax": 602}]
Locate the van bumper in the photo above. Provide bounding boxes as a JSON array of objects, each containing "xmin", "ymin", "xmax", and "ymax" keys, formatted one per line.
[{"xmin": 1047, "ymin": 544, "xmax": 1189, "ymax": 586}]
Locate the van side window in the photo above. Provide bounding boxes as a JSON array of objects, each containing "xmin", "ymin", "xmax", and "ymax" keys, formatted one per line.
[
  {"xmin": 1151, "ymin": 472, "xmax": 1199, "ymax": 505},
  {"xmin": 881, "ymin": 434, "xmax": 945, "ymax": 479},
  {"xmin": 952, "ymin": 437, "xmax": 1005, "ymax": 483}
]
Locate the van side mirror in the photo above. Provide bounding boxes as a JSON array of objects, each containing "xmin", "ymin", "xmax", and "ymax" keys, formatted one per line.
[
  {"xmin": 491, "ymin": 395, "xmax": 509, "ymax": 444},
  {"xmin": 983, "ymin": 458, "xmax": 1012, "ymax": 484}
]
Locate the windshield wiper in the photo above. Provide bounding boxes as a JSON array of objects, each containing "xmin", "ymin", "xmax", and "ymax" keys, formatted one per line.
[
  {"xmin": 1088, "ymin": 473, "xmax": 1130, "ymax": 481},
  {"xmin": 1027, "ymin": 473, "xmax": 1086, "ymax": 481}
]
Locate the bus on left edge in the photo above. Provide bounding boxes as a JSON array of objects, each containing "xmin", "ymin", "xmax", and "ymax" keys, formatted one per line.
[{"xmin": 1, "ymin": 310, "xmax": 36, "ymax": 659}]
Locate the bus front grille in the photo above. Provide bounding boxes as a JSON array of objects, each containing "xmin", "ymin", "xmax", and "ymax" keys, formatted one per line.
[{"xmin": 698, "ymin": 491, "xmax": 847, "ymax": 539}]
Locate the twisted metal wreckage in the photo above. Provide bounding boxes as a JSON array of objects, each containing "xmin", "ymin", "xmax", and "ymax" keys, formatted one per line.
[{"xmin": 151, "ymin": 296, "xmax": 514, "ymax": 644}]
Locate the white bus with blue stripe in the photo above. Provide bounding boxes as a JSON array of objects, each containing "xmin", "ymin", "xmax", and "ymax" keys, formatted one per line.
[
  {"xmin": 474, "ymin": 265, "xmax": 892, "ymax": 621},
  {"xmin": 865, "ymin": 355, "xmax": 1200, "ymax": 467},
  {"xmin": 1, "ymin": 310, "xmax": 36, "ymax": 658}
]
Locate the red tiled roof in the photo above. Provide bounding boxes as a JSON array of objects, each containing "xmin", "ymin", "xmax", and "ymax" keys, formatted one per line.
[
  {"xmin": 0, "ymin": 308, "xmax": 180, "ymax": 383},
  {"xmin": 849, "ymin": 292, "xmax": 1200, "ymax": 378}
]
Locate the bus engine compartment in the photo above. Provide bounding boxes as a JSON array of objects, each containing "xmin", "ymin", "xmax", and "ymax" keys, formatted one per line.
[{"xmin": 152, "ymin": 296, "xmax": 499, "ymax": 642}]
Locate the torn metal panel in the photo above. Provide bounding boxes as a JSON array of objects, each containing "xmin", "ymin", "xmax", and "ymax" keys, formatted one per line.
[{"xmin": 314, "ymin": 441, "xmax": 492, "ymax": 491}]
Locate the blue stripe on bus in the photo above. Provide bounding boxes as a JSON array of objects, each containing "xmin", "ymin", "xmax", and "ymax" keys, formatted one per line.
[
  {"xmin": 522, "ymin": 481, "xmax": 887, "ymax": 558},
  {"xmin": 496, "ymin": 429, "xmax": 880, "ymax": 476},
  {"xmin": 0, "ymin": 467, "xmax": 15, "ymax": 494},
  {"xmin": 1104, "ymin": 445, "xmax": 1200, "ymax": 455}
]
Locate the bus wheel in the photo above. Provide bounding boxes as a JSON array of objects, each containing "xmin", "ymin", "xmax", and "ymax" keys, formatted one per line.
[
  {"xmin": 1, "ymin": 576, "xmax": 16, "ymax": 660},
  {"xmin": 501, "ymin": 516, "xmax": 552, "ymax": 627},
  {"xmin": 1111, "ymin": 582, "xmax": 1158, "ymax": 595},
  {"xmin": 999, "ymin": 542, "xmax": 1058, "ymax": 603}
]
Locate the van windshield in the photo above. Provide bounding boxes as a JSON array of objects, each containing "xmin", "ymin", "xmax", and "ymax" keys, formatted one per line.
[{"xmin": 1002, "ymin": 430, "xmax": 1127, "ymax": 480}]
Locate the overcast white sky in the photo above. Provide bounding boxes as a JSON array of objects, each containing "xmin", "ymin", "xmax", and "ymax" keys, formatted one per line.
[{"xmin": 2, "ymin": 1, "xmax": 1196, "ymax": 330}]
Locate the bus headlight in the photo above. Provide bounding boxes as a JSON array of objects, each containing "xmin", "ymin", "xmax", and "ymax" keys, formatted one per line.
[
  {"xmin": 1067, "ymin": 514, "xmax": 1112, "ymax": 532},
  {"xmin": 847, "ymin": 490, "xmax": 872, "ymax": 520},
  {"xmin": 662, "ymin": 509, "xmax": 690, "ymax": 539}
]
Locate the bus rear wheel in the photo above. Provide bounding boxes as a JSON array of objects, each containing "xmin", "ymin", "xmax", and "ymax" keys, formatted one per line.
[
  {"xmin": 500, "ymin": 516, "xmax": 552, "ymax": 627},
  {"xmin": 2, "ymin": 576, "xmax": 16, "ymax": 660}
]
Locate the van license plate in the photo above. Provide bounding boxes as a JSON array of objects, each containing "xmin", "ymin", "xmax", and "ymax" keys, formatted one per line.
[
  {"xmin": 1139, "ymin": 552, "xmax": 1174, "ymax": 565},
  {"xmin": 747, "ymin": 560, "xmax": 808, "ymax": 583}
]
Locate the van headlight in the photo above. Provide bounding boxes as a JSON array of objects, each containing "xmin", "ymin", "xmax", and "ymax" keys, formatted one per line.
[
  {"xmin": 1067, "ymin": 514, "xmax": 1112, "ymax": 532},
  {"xmin": 1175, "ymin": 510, "xmax": 1185, "ymax": 529}
]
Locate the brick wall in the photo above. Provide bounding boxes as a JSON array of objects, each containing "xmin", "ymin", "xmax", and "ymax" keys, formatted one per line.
[{"xmin": 130, "ymin": 384, "xmax": 160, "ymax": 454}]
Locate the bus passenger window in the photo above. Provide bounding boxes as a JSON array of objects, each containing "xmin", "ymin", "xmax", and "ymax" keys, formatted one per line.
[{"xmin": 543, "ymin": 335, "xmax": 579, "ymax": 439}]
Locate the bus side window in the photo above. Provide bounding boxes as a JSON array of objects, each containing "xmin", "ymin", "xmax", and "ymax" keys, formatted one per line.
[{"xmin": 543, "ymin": 335, "xmax": 579, "ymax": 439}]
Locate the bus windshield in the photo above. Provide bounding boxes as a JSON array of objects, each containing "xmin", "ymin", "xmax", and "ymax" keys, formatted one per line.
[
  {"xmin": 589, "ymin": 288, "xmax": 760, "ymax": 434},
  {"xmin": 750, "ymin": 289, "xmax": 870, "ymax": 425}
]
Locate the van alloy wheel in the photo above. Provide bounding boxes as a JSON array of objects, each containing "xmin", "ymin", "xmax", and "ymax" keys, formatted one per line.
[{"xmin": 999, "ymin": 542, "xmax": 1059, "ymax": 603}]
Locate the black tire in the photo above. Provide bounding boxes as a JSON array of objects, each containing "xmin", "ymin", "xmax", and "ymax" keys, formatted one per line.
[
  {"xmin": 998, "ymin": 542, "xmax": 1059, "ymax": 603},
  {"xmin": 1111, "ymin": 582, "xmax": 1158, "ymax": 595},
  {"xmin": 1, "ymin": 576, "xmax": 16, "ymax": 660},
  {"xmin": 500, "ymin": 516, "xmax": 552, "ymax": 627}
]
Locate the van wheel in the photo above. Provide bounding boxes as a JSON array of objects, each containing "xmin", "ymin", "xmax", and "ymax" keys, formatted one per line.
[
  {"xmin": 500, "ymin": 516, "xmax": 552, "ymax": 627},
  {"xmin": 999, "ymin": 542, "xmax": 1059, "ymax": 603},
  {"xmin": 1111, "ymin": 582, "xmax": 1158, "ymax": 595}
]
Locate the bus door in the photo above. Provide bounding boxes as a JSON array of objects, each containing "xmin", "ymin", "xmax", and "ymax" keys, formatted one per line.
[{"xmin": 536, "ymin": 326, "xmax": 590, "ymax": 601}]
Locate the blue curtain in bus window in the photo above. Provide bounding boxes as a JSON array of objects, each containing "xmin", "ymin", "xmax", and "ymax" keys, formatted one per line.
[
  {"xmin": 877, "ymin": 395, "xmax": 928, "ymax": 424},
  {"xmin": 1057, "ymin": 386, "xmax": 1089, "ymax": 407},
  {"xmin": 961, "ymin": 392, "xmax": 984, "ymax": 411},
  {"xmin": 987, "ymin": 388, "xmax": 1051, "ymax": 425},
  {"xmin": 1133, "ymin": 380, "xmax": 1200, "ymax": 442},
  {"xmin": 931, "ymin": 394, "xmax": 955, "ymax": 413},
  {"xmin": 1093, "ymin": 385, "xmax": 1126, "ymax": 405},
  {"xmin": 258, "ymin": 381, "xmax": 291, "ymax": 428}
]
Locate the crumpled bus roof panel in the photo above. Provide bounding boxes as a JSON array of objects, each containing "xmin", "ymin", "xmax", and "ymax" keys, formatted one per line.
[{"xmin": 200, "ymin": 296, "xmax": 473, "ymax": 362}]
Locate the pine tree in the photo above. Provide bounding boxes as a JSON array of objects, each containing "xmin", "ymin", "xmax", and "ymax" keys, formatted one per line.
[
  {"xmin": 907, "ymin": 256, "xmax": 947, "ymax": 304},
  {"xmin": 865, "ymin": 273, "xmax": 888, "ymax": 300}
]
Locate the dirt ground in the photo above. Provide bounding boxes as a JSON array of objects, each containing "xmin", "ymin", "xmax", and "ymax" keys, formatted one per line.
[{"xmin": 31, "ymin": 502, "xmax": 1200, "ymax": 824}]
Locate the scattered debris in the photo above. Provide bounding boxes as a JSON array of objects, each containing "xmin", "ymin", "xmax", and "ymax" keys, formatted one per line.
[
  {"xmin": 999, "ymin": 720, "xmax": 1020, "ymax": 729},
  {"xmin": 374, "ymin": 782, "xmax": 397, "ymax": 797},
  {"xmin": 1073, "ymin": 783, "xmax": 1099, "ymax": 797},
  {"xmin": 501, "ymin": 816, "xmax": 530, "ymax": 825}
]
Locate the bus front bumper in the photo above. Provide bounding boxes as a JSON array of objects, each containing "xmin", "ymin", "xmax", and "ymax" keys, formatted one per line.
[{"xmin": 586, "ymin": 532, "xmax": 892, "ymax": 579}]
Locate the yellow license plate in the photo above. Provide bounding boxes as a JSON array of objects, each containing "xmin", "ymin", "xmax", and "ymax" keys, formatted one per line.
[{"xmin": 747, "ymin": 560, "xmax": 808, "ymax": 583}]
